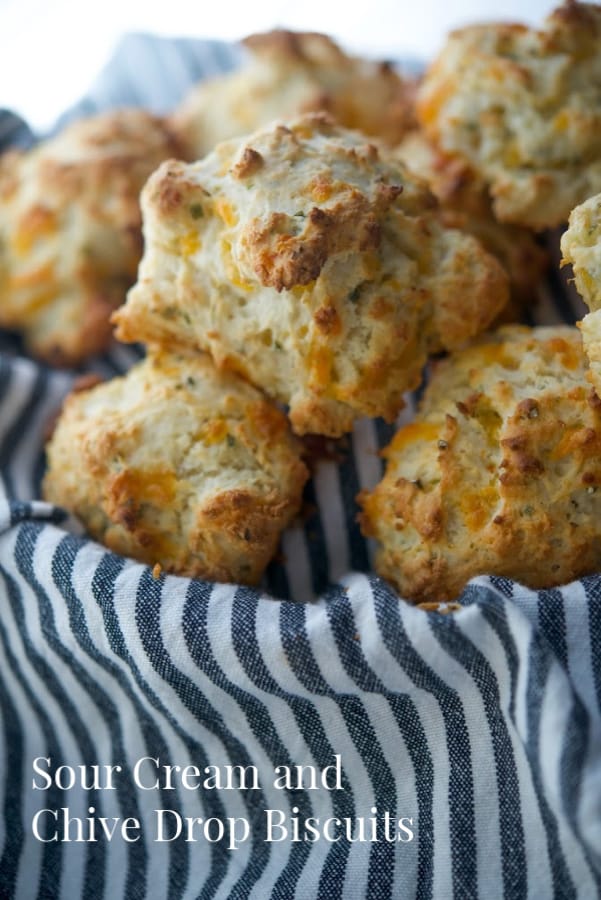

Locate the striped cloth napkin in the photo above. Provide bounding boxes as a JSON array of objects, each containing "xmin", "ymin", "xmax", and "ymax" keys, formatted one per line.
[{"xmin": 0, "ymin": 34, "xmax": 599, "ymax": 900}]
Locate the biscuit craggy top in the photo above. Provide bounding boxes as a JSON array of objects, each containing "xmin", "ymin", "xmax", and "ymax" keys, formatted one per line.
[
  {"xmin": 172, "ymin": 29, "xmax": 416, "ymax": 160},
  {"xmin": 360, "ymin": 325, "xmax": 601, "ymax": 602},
  {"xmin": 417, "ymin": 1, "xmax": 601, "ymax": 229},
  {"xmin": 114, "ymin": 114, "xmax": 509, "ymax": 437}
]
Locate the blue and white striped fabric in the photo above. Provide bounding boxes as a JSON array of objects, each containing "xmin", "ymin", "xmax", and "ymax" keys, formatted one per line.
[{"xmin": 0, "ymin": 35, "xmax": 600, "ymax": 900}]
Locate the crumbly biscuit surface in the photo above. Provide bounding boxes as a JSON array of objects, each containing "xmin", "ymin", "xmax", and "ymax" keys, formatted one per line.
[
  {"xmin": 0, "ymin": 109, "xmax": 183, "ymax": 365},
  {"xmin": 172, "ymin": 29, "xmax": 416, "ymax": 160},
  {"xmin": 114, "ymin": 114, "xmax": 508, "ymax": 436},
  {"xmin": 417, "ymin": 2, "xmax": 601, "ymax": 229},
  {"xmin": 43, "ymin": 347, "xmax": 307, "ymax": 584},
  {"xmin": 360, "ymin": 326, "xmax": 601, "ymax": 602}
]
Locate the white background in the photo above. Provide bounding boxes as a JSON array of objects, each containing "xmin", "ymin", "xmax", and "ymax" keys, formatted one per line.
[{"xmin": 0, "ymin": 0, "xmax": 555, "ymax": 131}]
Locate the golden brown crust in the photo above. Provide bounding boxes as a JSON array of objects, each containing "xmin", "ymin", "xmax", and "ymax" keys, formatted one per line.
[
  {"xmin": 43, "ymin": 346, "xmax": 308, "ymax": 584},
  {"xmin": 114, "ymin": 115, "xmax": 508, "ymax": 437},
  {"xmin": 360, "ymin": 326, "xmax": 601, "ymax": 602},
  {"xmin": 246, "ymin": 180, "xmax": 396, "ymax": 291},
  {"xmin": 171, "ymin": 29, "xmax": 417, "ymax": 159},
  {"xmin": 0, "ymin": 109, "xmax": 184, "ymax": 366},
  {"xmin": 416, "ymin": 2, "xmax": 601, "ymax": 229}
]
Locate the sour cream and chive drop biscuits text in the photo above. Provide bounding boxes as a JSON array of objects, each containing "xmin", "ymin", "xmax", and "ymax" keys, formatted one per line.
[
  {"xmin": 359, "ymin": 326, "xmax": 601, "ymax": 603},
  {"xmin": 113, "ymin": 115, "xmax": 509, "ymax": 437},
  {"xmin": 416, "ymin": 2, "xmax": 601, "ymax": 230},
  {"xmin": 43, "ymin": 348, "xmax": 308, "ymax": 585},
  {"xmin": 0, "ymin": 109, "xmax": 183, "ymax": 365},
  {"xmin": 171, "ymin": 29, "xmax": 417, "ymax": 160}
]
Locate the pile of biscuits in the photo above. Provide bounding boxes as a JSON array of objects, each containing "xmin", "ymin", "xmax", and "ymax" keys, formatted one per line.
[{"xmin": 7, "ymin": 2, "xmax": 601, "ymax": 600}]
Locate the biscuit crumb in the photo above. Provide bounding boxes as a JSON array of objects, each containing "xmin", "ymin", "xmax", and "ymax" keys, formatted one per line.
[{"xmin": 232, "ymin": 147, "xmax": 264, "ymax": 179}]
